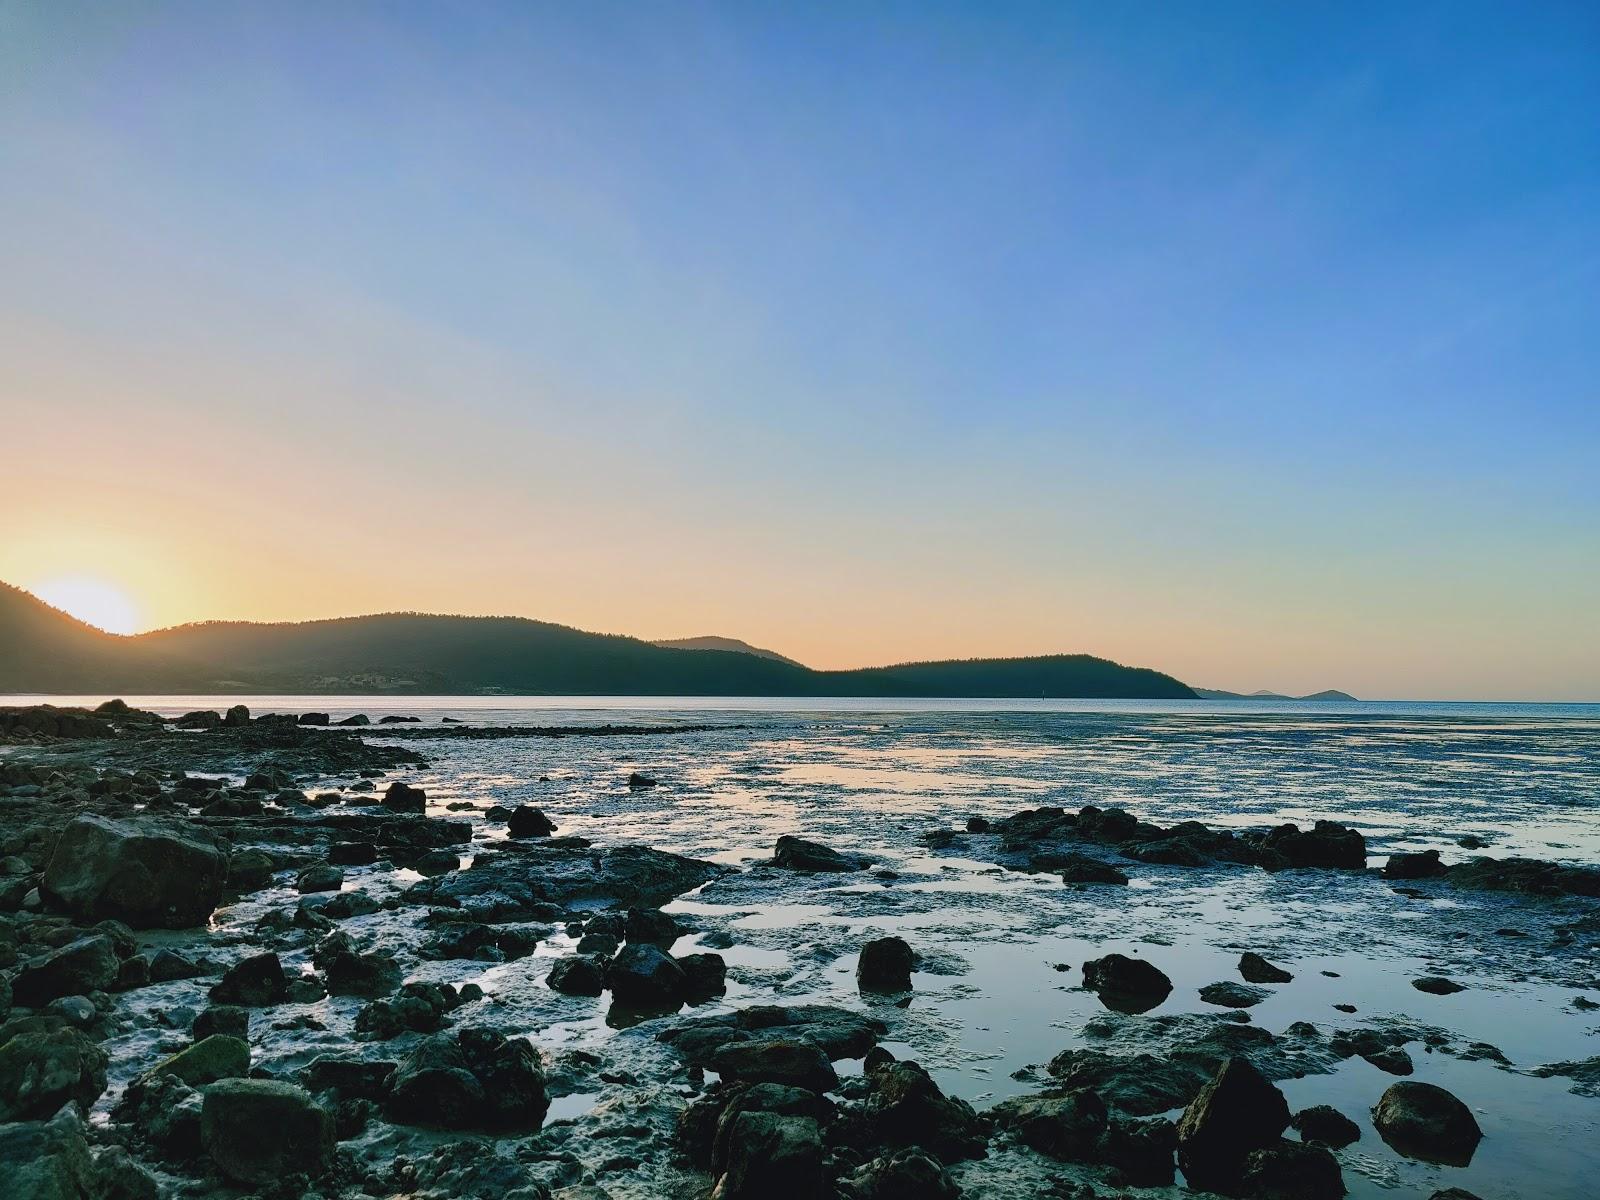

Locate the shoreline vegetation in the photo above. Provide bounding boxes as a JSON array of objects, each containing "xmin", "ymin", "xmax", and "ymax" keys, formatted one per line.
[{"xmin": 2, "ymin": 581, "xmax": 1194, "ymax": 700}]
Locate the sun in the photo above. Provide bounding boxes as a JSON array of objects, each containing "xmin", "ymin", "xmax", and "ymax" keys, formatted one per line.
[{"xmin": 31, "ymin": 574, "xmax": 144, "ymax": 635}]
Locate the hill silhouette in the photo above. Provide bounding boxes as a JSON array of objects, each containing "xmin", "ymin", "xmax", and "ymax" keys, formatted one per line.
[{"xmin": 0, "ymin": 581, "xmax": 1195, "ymax": 698}]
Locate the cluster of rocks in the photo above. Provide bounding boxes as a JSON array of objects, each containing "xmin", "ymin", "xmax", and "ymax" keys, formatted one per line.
[
  {"xmin": 666, "ymin": 1004, "xmax": 988, "ymax": 1198},
  {"xmin": 545, "ymin": 908, "xmax": 727, "ymax": 1015}
]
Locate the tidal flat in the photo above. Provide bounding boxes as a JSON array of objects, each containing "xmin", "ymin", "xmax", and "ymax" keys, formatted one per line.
[{"xmin": 1, "ymin": 698, "xmax": 1596, "ymax": 1199}]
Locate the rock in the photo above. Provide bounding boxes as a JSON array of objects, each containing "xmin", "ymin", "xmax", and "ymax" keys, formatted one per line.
[
  {"xmin": 711, "ymin": 1112, "xmax": 825, "ymax": 1199},
  {"xmin": 1259, "ymin": 821, "xmax": 1367, "ymax": 870},
  {"xmin": 660, "ymin": 1005, "xmax": 885, "ymax": 1068},
  {"xmin": 46, "ymin": 997, "xmax": 97, "ymax": 1029},
  {"xmin": 1292, "ymin": 1104, "xmax": 1361, "ymax": 1147},
  {"xmin": 1428, "ymin": 1191, "xmax": 1486, "ymax": 1200},
  {"xmin": 1239, "ymin": 1139, "xmax": 1345, "ymax": 1199},
  {"xmin": 507, "ymin": 806, "xmax": 557, "ymax": 838},
  {"xmin": 382, "ymin": 781, "xmax": 427, "ymax": 814},
  {"xmin": 1199, "ymin": 981, "xmax": 1271, "ymax": 1009},
  {"xmin": 413, "ymin": 849, "xmax": 459, "ymax": 877},
  {"xmin": 11, "ymin": 936, "xmax": 119, "ymax": 1006},
  {"xmin": 1412, "ymin": 976, "xmax": 1466, "ymax": 995},
  {"xmin": 606, "ymin": 942, "xmax": 688, "ymax": 1008},
  {"xmin": 148, "ymin": 949, "xmax": 201, "ymax": 983},
  {"xmin": 296, "ymin": 863, "xmax": 344, "ymax": 894},
  {"xmin": 300, "ymin": 1056, "xmax": 397, "ymax": 1101},
  {"xmin": 354, "ymin": 981, "xmax": 469, "ymax": 1039},
  {"xmin": 329, "ymin": 841, "xmax": 378, "ymax": 866},
  {"xmin": 41, "ymin": 815, "xmax": 227, "ymax": 929},
  {"xmin": 388, "ymin": 1027, "xmax": 548, "ymax": 1131},
  {"xmin": 678, "ymin": 953, "xmax": 728, "ymax": 1000},
  {"xmin": 772, "ymin": 835, "xmax": 869, "ymax": 873},
  {"xmin": 1384, "ymin": 850, "xmax": 1446, "ymax": 879},
  {"xmin": 624, "ymin": 907, "xmax": 684, "ymax": 946},
  {"xmin": 337, "ymin": 714, "xmax": 370, "ymax": 726},
  {"xmin": 1448, "ymin": 855, "xmax": 1600, "ymax": 898},
  {"xmin": 226, "ymin": 849, "xmax": 275, "ymax": 892},
  {"xmin": 992, "ymin": 1089, "xmax": 1107, "ymax": 1160},
  {"xmin": 1057, "ymin": 853, "xmax": 1129, "ymax": 885},
  {"xmin": 202, "ymin": 1078, "xmax": 334, "ymax": 1184},
  {"xmin": 0, "ymin": 1105, "xmax": 98, "ymax": 1200},
  {"xmin": 627, "ymin": 772, "xmax": 658, "ymax": 789},
  {"xmin": 140, "ymin": 1035, "xmax": 250, "ymax": 1087},
  {"xmin": 844, "ymin": 1146, "xmax": 961, "ymax": 1199},
  {"xmin": 0, "ymin": 1026, "xmax": 108, "ymax": 1120},
  {"xmin": 94, "ymin": 1144, "xmax": 160, "ymax": 1200},
  {"xmin": 709, "ymin": 1039, "xmax": 838, "ymax": 1093},
  {"xmin": 297, "ymin": 712, "xmax": 330, "ymax": 726},
  {"xmin": 223, "ymin": 704, "xmax": 250, "ymax": 726},
  {"xmin": 1239, "ymin": 952, "xmax": 1293, "ymax": 984},
  {"xmin": 210, "ymin": 952, "xmax": 289, "ymax": 1006},
  {"xmin": 842, "ymin": 1060, "xmax": 986, "ymax": 1163},
  {"xmin": 1363, "ymin": 1045, "xmax": 1414, "ymax": 1075},
  {"xmin": 315, "ymin": 937, "xmax": 402, "ymax": 999},
  {"xmin": 1176, "ymin": 1056, "xmax": 1291, "ymax": 1194},
  {"xmin": 857, "ymin": 936, "xmax": 915, "ymax": 994},
  {"xmin": 1081, "ymin": 953, "xmax": 1173, "ymax": 1013},
  {"xmin": 1371, "ymin": 1081, "xmax": 1482, "ymax": 1166},
  {"xmin": 1098, "ymin": 1114, "xmax": 1179, "ymax": 1185},
  {"xmin": 548, "ymin": 955, "xmax": 607, "ymax": 996},
  {"xmin": 194, "ymin": 1006, "xmax": 248, "ymax": 1041}
]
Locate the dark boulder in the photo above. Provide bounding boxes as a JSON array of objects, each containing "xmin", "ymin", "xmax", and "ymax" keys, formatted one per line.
[
  {"xmin": 1176, "ymin": 1056, "xmax": 1291, "ymax": 1194},
  {"xmin": 678, "ymin": 952, "xmax": 728, "ymax": 1000},
  {"xmin": 0, "ymin": 1026, "xmax": 109, "ymax": 1120},
  {"xmin": 194, "ymin": 1006, "xmax": 248, "ymax": 1041},
  {"xmin": 1292, "ymin": 1104, "xmax": 1361, "ymax": 1148},
  {"xmin": 606, "ymin": 942, "xmax": 688, "ymax": 1007},
  {"xmin": 387, "ymin": 1027, "xmax": 548, "ymax": 1131},
  {"xmin": 1412, "ymin": 976, "xmax": 1466, "ymax": 995},
  {"xmin": 297, "ymin": 712, "xmax": 330, "ymax": 726},
  {"xmin": 0, "ymin": 1106, "xmax": 99, "ymax": 1200},
  {"xmin": 711, "ymin": 1112, "xmax": 826, "ymax": 1200},
  {"xmin": 382, "ymin": 781, "xmax": 427, "ymax": 814},
  {"xmin": 709, "ymin": 1039, "xmax": 838, "ymax": 1093},
  {"xmin": 1384, "ymin": 850, "xmax": 1446, "ymax": 880},
  {"xmin": 223, "ymin": 704, "xmax": 250, "ymax": 726},
  {"xmin": 844, "ymin": 1146, "xmax": 961, "ymax": 1199},
  {"xmin": 11, "ymin": 935, "xmax": 119, "ymax": 1006},
  {"xmin": 299, "ymin": 1056, "xmax": 397, "ymax": 1101},
  {"xmin": 296, "ymin": 863, "xmax": 344, "ymax": 894},
  {"xmin": 772, "ymin": 835, "xmax": 869, "ymax": 873},
  {"xmin": 627, "ymin": 772, "xmax": 658, "ymax": 789},
  {"xmin": 992, "ymin": 1089, "xmax": 1107, "ymax": 1160},
  {"xmin": 507, "ymin": 805, "xmax": 557, "ymax": 838},
  {"xmin": 857, "ymin": 936, "xmax": 915, "ymax": 994},
  {"xmin": 547, "ymin": 954, "xmax": 607, "ymax": 996},
  {"xmin": 1199, "ymin": 981, "xmax": 1271, "ymax": 1009},
  {"xmin": 210, "ymin": 952, "xmax": 288, "ymax": 1006},
  {"xmin": 201, "ymin": 1078, "xmax": 334, "ymax": 1184},
  {"xmin": 1057, "ymin": 853, "xmax": 1130, "ymax": 885},
  {"xmin": 41, "ymin": 815, "xmax": 227, "ymax": 929},
  {"xmin": 1258, "ymin": 821, "xmax": 1366, "ymax": 869},
  {"xmin": 1082, "ymin": 953, "xmax": 1173, "ymax": 1013},
  {"xmin": 624, "ymin": 907, "xmax": 684, "ymax": 946},
  {"xmin": 839, "ymin": 1060, "xmax": 987, "ymax": 1164},
  {"xmin": 1239, "ymin": 952, "xmax": 1293, "ymax": 984},
  {"xmin": 1371, "ymin": 1081, "xmax": 1482, "ymax": 1166},
  {"xmin": 314, "ymin": 934, "xmax": 402, "ymax": 998},
  {"xmin": 1240, "ymin": 1139, "xmax": 1345, "ymax": 1200}
]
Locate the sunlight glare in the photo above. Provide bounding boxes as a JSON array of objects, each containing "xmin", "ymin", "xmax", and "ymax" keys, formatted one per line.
[{"xmin": 31, "ymin": 575, "xmax": 143, "ymax": 635}]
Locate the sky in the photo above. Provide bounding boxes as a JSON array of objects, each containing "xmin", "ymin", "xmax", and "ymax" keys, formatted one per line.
[{"xmin": 1, "ymin": 1, "xmax": 1596, "ymax": 700}]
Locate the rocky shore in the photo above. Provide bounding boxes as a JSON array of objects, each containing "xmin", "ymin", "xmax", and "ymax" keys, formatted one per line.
[{"xmin": 1, "ymin": 702, "xmax": 1596, "ymax": 1199}]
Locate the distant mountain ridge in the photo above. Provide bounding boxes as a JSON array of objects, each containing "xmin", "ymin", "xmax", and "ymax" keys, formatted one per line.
[
  {"xmin": 0, "ymin": 581, "xmax": 1196, "ymax": 699},
  {"xmin": 651, "ymin": 635, "xmax": 803, "ymax": 667},
  {"xmin": 1195, "ymin": 687, "xmax": 1359, "ymax": 701}
]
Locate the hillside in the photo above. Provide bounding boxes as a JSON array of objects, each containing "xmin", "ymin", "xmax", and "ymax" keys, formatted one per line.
[
  {"xmin": 0, "ymin": 582, "xmax": 1196, "ymax": 698},
  {"xmin": 1195, "ymin": 686, "xmax": 1359, "ymax": 701},
  {"xmin": 651, "ymin": 636, "xmax": 804, "ymax": 667}
]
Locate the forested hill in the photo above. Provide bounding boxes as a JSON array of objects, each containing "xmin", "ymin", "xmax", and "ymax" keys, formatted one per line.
[{"xmin": 0, "ymin": 582, "xmax": 1196, "ymax": 698}]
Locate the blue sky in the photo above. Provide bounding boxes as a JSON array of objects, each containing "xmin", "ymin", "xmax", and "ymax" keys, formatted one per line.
[{"xmin": 2, "ymin": 2, "xmax": 1596, "ymax": 697}]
